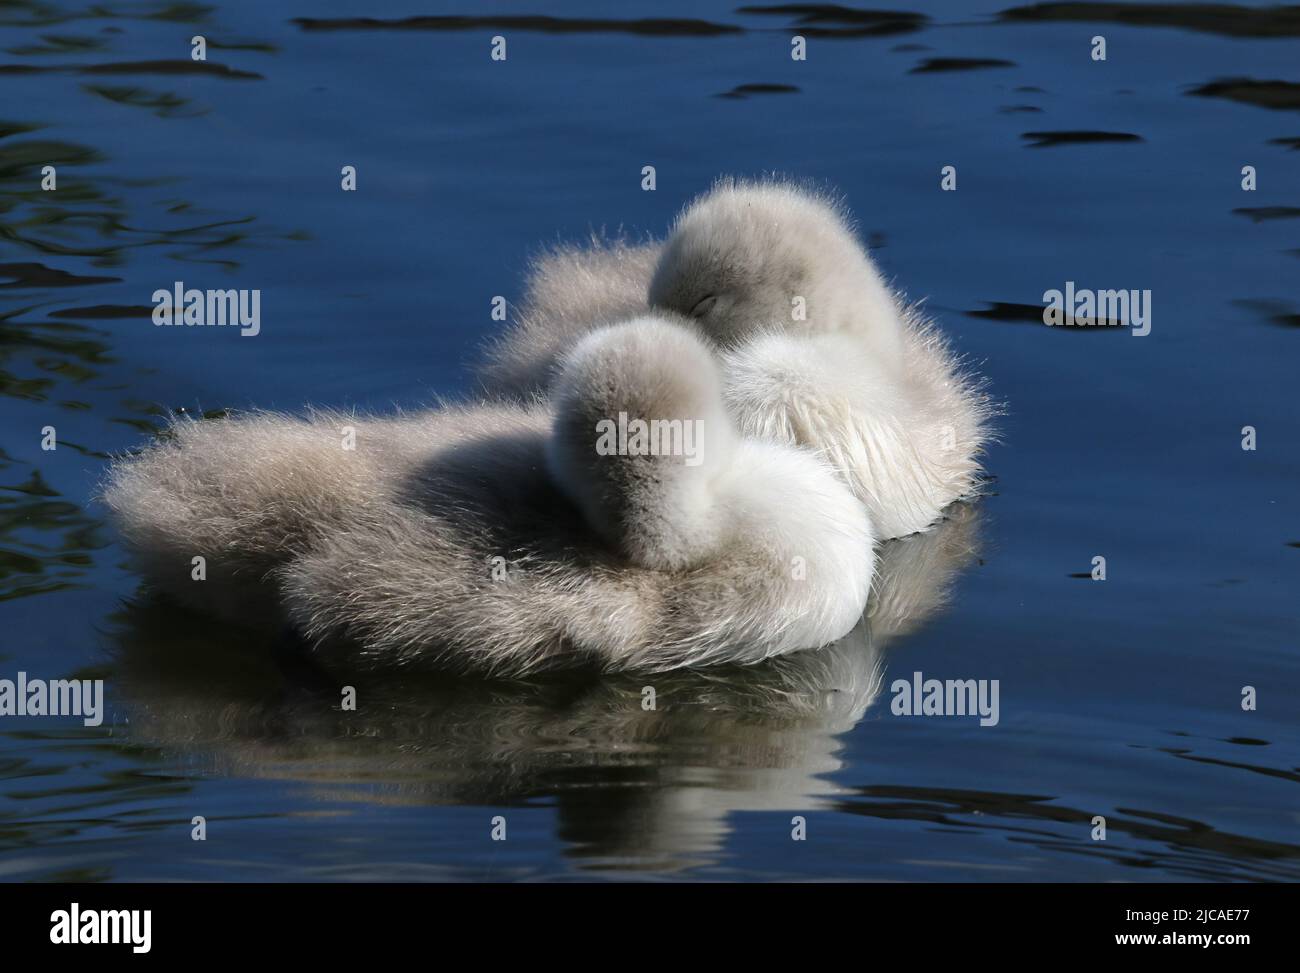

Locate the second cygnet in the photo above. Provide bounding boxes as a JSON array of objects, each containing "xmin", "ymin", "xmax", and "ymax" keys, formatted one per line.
[{"xmin": 480, "ymin": 179, "xmax": 992, "ymax": 539}]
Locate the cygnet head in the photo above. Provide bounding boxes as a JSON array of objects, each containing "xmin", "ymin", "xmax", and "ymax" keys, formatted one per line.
[
  {"xmin": 547, "ymin": 314, "xmax": 736, "ymax": 572},
  {"xmin": 648, "ymin": 180, "xmax": 904, "ymax": 364}
]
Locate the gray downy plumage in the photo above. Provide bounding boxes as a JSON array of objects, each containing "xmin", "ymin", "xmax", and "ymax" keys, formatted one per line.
[
  {"xmin": 102, "ymin": 317, "xmax": 873, "ymax": 676},
  {"xmin": 480, "ymin": 177, "xmax": 995, "ymax": 540}
]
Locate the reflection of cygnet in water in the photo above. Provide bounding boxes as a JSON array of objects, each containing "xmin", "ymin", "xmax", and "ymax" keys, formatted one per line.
[
  {"xmin": 103, "ymin": 318, "xmax": 872, "ymax": 675},
  {"xmin": 481, "ymin": 179, "xmax": 993, "ymax": 539},
  {"xmin": 107, "ymin": 506, "xmax": 979, "ymax": 874}
]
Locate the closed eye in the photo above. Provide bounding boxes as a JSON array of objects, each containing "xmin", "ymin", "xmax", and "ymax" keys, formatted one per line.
[{"xmin": 689, "ymin": 294, "xmax": 718, "ymax": 318}]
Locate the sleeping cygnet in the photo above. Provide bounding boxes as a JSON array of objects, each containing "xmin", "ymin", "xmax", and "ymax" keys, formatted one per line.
[
  {"xmin": 480, "ymin": 180, "xmax": 992, "ymax": 540},
  {"xmin": 651, "ymin": 183, "xmax": 992, "ymax": 539},
  {"xmin": 103, "ymin": 316, "xmax": 874, "ymax": 675}
]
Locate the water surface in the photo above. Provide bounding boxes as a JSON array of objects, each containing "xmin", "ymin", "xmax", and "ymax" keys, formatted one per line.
[{"xmin": 1, "ymin": 0, "xmax": 1297, "ymax": 881}]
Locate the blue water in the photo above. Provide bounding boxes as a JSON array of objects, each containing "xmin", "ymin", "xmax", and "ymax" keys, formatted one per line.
[{"xmin": 1, "ymin": 0, "xmax": 1297, "ymax": 881}]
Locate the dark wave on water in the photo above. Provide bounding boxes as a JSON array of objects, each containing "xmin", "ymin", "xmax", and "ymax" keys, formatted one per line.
[
  {"xmin": 910, "ymin": 57, "xmax": 1016, "ymax": 73},
  {"xmin": 716, "ymin": 82, "xmax": 801, "ymax": 98},
  {"xmin": 1021, "ymin": 129, "xmax": 1144, "ymax": 146},
  {"xmin": 1190, "ymin": 78, "xmax": 1300, "ymax": 110},
  {"xmin": 736, "ymin": 5, "xmax": 928, "ymax": 37},
  {"xmin": 292, "ymin": 15, "xmax": 744, "ymax": 37},
  {"xmin": 998, "ymin": 2, "xmax": 1300, "ymax": 38}
]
